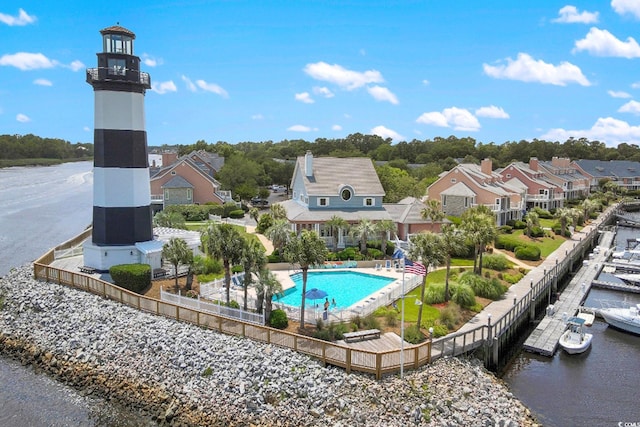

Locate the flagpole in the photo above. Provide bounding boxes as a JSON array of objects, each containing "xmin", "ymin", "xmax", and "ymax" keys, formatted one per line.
[{"xmin": 400, "ymin": 258, "xmax": 405, "ymax": 379}]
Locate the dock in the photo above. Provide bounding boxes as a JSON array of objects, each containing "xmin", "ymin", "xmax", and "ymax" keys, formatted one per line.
[
  {"xmin": 591, "ymin": 279, "xmax": 640, "ymax": 294},
  {"xmin": 522, "ymin": 230, "xmax": 616, "ymax": 356}
]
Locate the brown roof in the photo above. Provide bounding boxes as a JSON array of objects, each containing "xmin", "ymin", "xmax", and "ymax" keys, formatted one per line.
[{"xmin": 100, "ymin": 25, "xmax": 136, "ymax": 38}]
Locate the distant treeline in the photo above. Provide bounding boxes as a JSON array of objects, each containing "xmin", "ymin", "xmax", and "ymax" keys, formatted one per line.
[
  {"xmin": 0, "ymin": 134, "xmax": 93, "ymax": 166},
  {"xmin": 166, "ymin": 133, "xmax": 640, "ymax": 168}
]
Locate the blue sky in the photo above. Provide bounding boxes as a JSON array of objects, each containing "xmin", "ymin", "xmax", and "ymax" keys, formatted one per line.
[{"xmin": 2, "ymin": 1, "xmax": 640, "ymax": 148}]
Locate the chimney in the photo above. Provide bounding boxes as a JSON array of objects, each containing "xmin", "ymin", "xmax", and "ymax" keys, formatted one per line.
[
  {"xmin": 480, "ymin": 158, "xmax": 492, "ymax": 176},
  {"xmin": 162, "ymin": 151, "xmax": 178, "ymax": 167},
  {"xmin": 304, "ymin": 150, "xmax": 313, "ymax": 177},
  {"xmin": 529, "ymin": 157, "xmax": 539, "ymax": 171}
]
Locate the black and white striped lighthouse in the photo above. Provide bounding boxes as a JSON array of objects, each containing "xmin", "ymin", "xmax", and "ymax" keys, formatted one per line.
[{"xmin": 83, "ymin": 25, "xmax": 157, "ymax": 271}]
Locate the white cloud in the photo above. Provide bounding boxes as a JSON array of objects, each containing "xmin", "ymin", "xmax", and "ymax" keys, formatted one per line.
[
  {"xmin": 612, "ymin": 0, "xmax": 640, "ymax": 19},
  {"xmin": 251, "ymin": 114, "xmax": 264, "ymax": 120},
  {"xmin": 332, "ymin": 124, "xmax": 342, "ymax": 131},
  {"xmin": 303, "ymin": 61, "xmax": 384, "ymax": 90},
  {"xmin": 483, "ymin": 52, "xmax": 591, "ymax": 86},
  {"xmin": 632, "ymin": 82, "xmax": 640, "ymax": 89},
  {"xmin": 618, "ymin": 100, "xmax": 640, "ymax": 114},
  {"xmin": 83, "ymin": 126, "xmax": 91, "ymax": 132},
  {"xmin": 475, "ymin": 105, "xmax": 509, "ymax": 119},
  {"xmin": 573, "ymin": 27, "xmax": 640, "ymax": 58},
  {"xmin": 33, "ymin": 78, "xmax": 52, "ymax": 86},
  {"xmin": 416, "ymin": 107, "xmax": 481, "ymax": 131},
  {"xmin": 196, "ymin": 79, "xmax": 228, "ymax": 97},
  {"xmin": 313, "ymin": 86, "xmax": 334, "ymax": 98},
  {"xmin": 0, "ymin": 8, "xmax": 36, "ymax": 26},
  {"xmin": 422, "ymin": 79, "xmax": 430, "ymax": 86},
  {"xmin": 151, "ymin": 80, "xmax": 177, "ymax": 95},
  {"xmin": 608, "ymin": 90, "xmax": 632, "ymax": 98},
  {"xmin": 371, "ymin": 125, "xmax": 404, "ymax": 141},
  {"xmin": 181, "ymin": 75, "xmax": 197, "ymax": 92},
  {"xmin": 367, "ymin": 86, "xmax": 399, "ymax": 104},
  {"xmin": 16, "ymin": 113, "xmax": 30, "ymax": 123},
  {"xmin": 68, "ymin": 60, "xmax": 84, "ymax": 72},
  {"xmin": 295, "ymin": 92, "xmax": 314, "ymax": 103},
  {"xmin": 0, "ymin": 52, "xmax": 57, "ymax": 70},
  {"xmin": 552, "ymin": 5, "xmax": 599, "ymax": 23},
  {"xmin": 540, "ymin": 117, "xmax": 640, "ymax": 146},
  {"xmin": 141, "ymin": 54, "xmax": 162, "ymax": 67},
  {"xmin": 287, "ymin": 124, "xmax": 317, "ymax": 132}
]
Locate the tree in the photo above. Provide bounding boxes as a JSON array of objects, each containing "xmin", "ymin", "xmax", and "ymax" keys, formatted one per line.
[
  {"xmin": 153, "ymin": 210, "xmax": 186, "ymax": 229},
  {"xmin": 162, "ymin": 237, "xmax": 192, "ymax": 292},
  {"xmin": 374, "ymin": 219, "xmax": 396, "ymax": 256},
  {"xmin": 266, "ymin": 219, "xmax": 291, "ymax": 254},
  {"xmin": 325, "ymin": 215, "xmax": 349, "ymax": 251},
  {"xmin": 201, "ymin": 223, "xmax": 244, "ymax": 304},
  {"xmin": 525, "ymin": 211, "xmax": 540, "ymax": 238},
  {"xmin": 240, "ymin": 239, "xmax": 267, "ymax": 310},
  {"xmin": 554, "ymin": 207, "xmax": 574, "ymax": 237},
  {"xmin": 440, "ymin": 224, "xmax": 466, "ymax": 301},
  {"xmin": 581, "ymin": 198, "xmax": 598, "ymax": 221},
  {"xmin": 283, "ymin": 230, "xmax": 328, "ymax": 330},
  {"xmin": 269, "ymin": 203, "xmax": 287, "ymax": 221},
  {"xmin": 460, "ymin": 206, "xmax": 496, "ymax": 275},
  {"xmin": 249, "ymin": 207, "xmax": 260, "ymax": 223},
  {"xmin": 350, "ymin": 218, "xmax": 377, "ymax": 254},
  {"xmin": 254, "ymin": 268, "xmax": 283, "ymax": 323},
  {"xmin": 409, "ymin": 232, "xmax": 445, "ymax": 329},
  {"xmin": 421, "ymin": 199, "xmax": 445, "ymax": 223}
]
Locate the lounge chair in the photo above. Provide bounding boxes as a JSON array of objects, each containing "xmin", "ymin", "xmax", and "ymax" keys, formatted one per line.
[{"xmin": 385, "ymin": 260, "xmax": 391, "ymax": 271}]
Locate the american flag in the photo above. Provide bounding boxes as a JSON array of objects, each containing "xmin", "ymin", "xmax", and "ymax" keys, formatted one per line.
[{"xmin": 404, "ymin": 257, "xmax": 426, "ymax": 276}]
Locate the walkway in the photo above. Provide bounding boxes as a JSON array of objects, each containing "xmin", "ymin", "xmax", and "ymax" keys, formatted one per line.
[{"xmin": 245, "ymin": 225, "xmax": 274, "ymax": 255}]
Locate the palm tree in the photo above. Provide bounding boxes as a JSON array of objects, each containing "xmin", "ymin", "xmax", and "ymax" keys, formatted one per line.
[
  {"xmin": 254, "ymin": 269, "xmax": 283, "ymax": 324},
  {"xmin": 201, "ymin": 223, "xmax": 244, "ymax": 304},
  {"xmin": 154, "ymin": 210, "xmax": 186, "ymax": 229},
  {"xmin": 350, "ymin": 218, "xmax": 376, "ymax": 255},
  {"xmin": 421, "ymin": 199, "xmax": 445, "ymax": 224},
  {"xmin": 409, "ymin": 232, "xmax": 445, "ymax": 329},
  {"xmin": 375, "ymin": 219, "xmax": 397, "ymax": 256},
  {"xmin": 581, "ymin": 198, "xmax": 598, "ymax": 222},
  {"xmin": 525, "ymin": 211, "xmax": 540, "ymax": 238},
  {"xmin": 283, "ymin": 230, "xmax": 328, "ymax": 330},
  {"xmin": 248, "ymin": 207, "xmax": 260, "ymax": 224},
  {"xmin": 460, "ymin": 206, "xmax": 496, "ymax": 275},
  {"xmin": 440, "ymin": 224, "xmax": 466, "ymax": 301},
  {"xmin": 162, "ymin": 237, "xmax": 192, "ymax": 292},
  {"xmin": 269, "ymin": 203, "xmax": 287, "ymax": 221},
  {"xmin": 325, "ymin": 215, "xmax": 349, "ymax": 251},
  {"xmin": 266, "ymin": 218, "xmax": 291, "ymax": 254},
  {"xmin": 554, "ymin": 207, "xmax": 574, "ymax": 237},
  {"xmin": 240, "ymin": 239, "xmax": 267, "ymax": 310}
]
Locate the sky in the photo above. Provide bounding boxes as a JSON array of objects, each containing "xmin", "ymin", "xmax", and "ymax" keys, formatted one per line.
[{"xmin": 2, "ymin": 1, "xmax": 640, "ymax": 148}]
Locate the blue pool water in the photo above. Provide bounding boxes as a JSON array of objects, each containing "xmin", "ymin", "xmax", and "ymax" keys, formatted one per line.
[{"xmin": 275, "ymin": 270, "xmax": 395, "ymax": 308}]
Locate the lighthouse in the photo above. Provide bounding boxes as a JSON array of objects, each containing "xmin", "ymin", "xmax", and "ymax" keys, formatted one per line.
[{"xmin": 83, "ymin": 25, "xmax": 161, "ymax": 271}]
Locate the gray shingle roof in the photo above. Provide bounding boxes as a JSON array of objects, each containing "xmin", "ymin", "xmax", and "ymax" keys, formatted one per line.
[
  {"xmin": 161, "ymin": 175, "xmax": 193, "ymax": 189},
  {"xmin": 574, "ymin": 159, "xmax": 640, "ymax": 178},
  {"xmin": 296, "ymin": 156, "xmax": 385, "ymax": 196}
]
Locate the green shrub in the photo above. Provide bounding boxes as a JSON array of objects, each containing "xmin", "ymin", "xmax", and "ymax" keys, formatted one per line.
[
  {"xmin": 439, "ymin": 302, "xmax": 462, "ymax": 329},
  {"xmin": 337, "ymin": 247, "xmax": 361, "ymax": 261},
  {"xmin": 267, "ymin": 252, "xmax": 282, "ymax": 263},
  {"xmin": 482, "ymin": 254, "xmax": 511, "ymax": 271},
  {"xmin": 202, "ymin": 366, "xmax": 213, "ymax": 377},
  {"xmin": 513, "ymin": 220, "xmax": 526, "ymax": 229},
  {"xmin": 363, "ymin": 313, "xmax": 381, "ymax": 330},
  {"xmin": 404, "ymin": 324, "xmax": 425, "ymax": 344},
  {"xmin": 451, "ymin": 284, "xmax": 475, "ymax": 309},
  {"xmin": 498, "ymin": 225, "xmax": 513, "ymax": 234},
  {"xmin": 366, "ymin": 248, "xmax": 383, "ymax": 260},
  {"xmin": 503, "ymin": 272, "xmax": 524, "ymax": 284},
  {"xmin": 269, "ymin": 309, "xmax": 288, "ymax": 329},
  {"xmin": 228, "ymin": 209, "xmax": 245, "ymax": 219},
  {"xmin": 494, "ymin": 234, "xmax": 524, "ymax": 252},
  {"xmin": 373, "ymin": 306, "xmax": 389, "ymax": 316},
  {"xmin": 109, "ymin": 264, "xmax": 151, "ymax": 294},
  {"xmin": 226, "ymin": 300, "xmax": 240, "ymax": 309},
  {"xmin": 533, "ymin": 207, "xmax": 553, "ymax": 219},
  {"xmin": 350, "ymin": 314, "xmax": 363, "ymax": 330},
  {"xmin": 256, "ymin": 214, "xmax": 273, "ymax": 234},
  {"xmin": 530, "ymin": 226, "xmax": 545, "ymax": 238},
  {"xmin": 385, "ymin": 310, "xmax": 398, "ymax": 327},
  {"xmin": 313, "ymin": 321, "xmax": 349, "ymax": 341},
  {"xmin": 430, "ymin": 323, "xmax": 449, "ymax": 338},
  {"xmin": 552, "ymin": 226, "xmax": 572, "ymax": 237},
  {"xmin": 424, "ymin": 282, "xmax": 446, "ymax": 304},
  {"xmin": 193, "ymin": 255, "xmax": 222, "ymax": 275},
  {"xmin": 459, "ymin": 272, "xmax": 506, "ymax": 300},
  {"xmin": 515, "ymin": 245, "xmax": 541, "ymax": 261}
]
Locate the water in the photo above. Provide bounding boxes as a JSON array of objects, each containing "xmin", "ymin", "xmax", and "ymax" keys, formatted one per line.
[
  {"xmin": 276, "ymin": 271, "xmax": 394, "ymax": 308},
  {"xmin": 502, "ymin": 220, "xmax": 640, "ymax": 426},
  {"xmin": 0, "ymin": 161, "xmax": 156, "ymax": 426}
]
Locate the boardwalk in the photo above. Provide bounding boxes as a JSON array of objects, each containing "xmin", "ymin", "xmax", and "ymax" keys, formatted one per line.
[{"xmin": 522, "ymin": 230, "xmax": 616, "ymax": 356}]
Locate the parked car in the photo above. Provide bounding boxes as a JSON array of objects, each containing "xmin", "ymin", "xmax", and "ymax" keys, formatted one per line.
[{"xmin": 251, "ymin": 197, "xmax": 269, "ymax": 207}]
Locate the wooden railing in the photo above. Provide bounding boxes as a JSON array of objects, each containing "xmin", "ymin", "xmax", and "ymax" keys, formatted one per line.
[{"xmin": 33, "ymin": 241, "xmax": 432, "ymax": 380}]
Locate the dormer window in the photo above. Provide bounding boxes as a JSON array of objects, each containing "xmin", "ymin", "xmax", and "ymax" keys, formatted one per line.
[
  {"xmin": 364, "ymin": 198, "xmax": 374, "ymax": 206},
  {"xmin": 318, "ymin": 197, "xmax": 328, "ymax": 206},
  {"xmin": 339, "ymin": 185, "xmax": 354, "ymax": 202}
]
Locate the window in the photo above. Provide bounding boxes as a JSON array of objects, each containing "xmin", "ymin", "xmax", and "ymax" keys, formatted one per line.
[
  {"xmin": 506, "ymin": 174, "xmax": 511, "ymax": 178},
  {"xmin": 171, "ymin": 171, "xmax": 176, "ymax": 175},
  {"xmin": 318, "ymin": 197, "xmax": 328, "ymax": 206},
  {"xmin": 187, "ymin": 189, "xmax": 192, "ymax": 200},
  {"xmin": 464, "ymin": 198, "xmax": 468, "ymax": 207},
  {"xmin": 364, "ymin": 198, "xmax": 374, "ymax": 206},
  {"xmin": 341, "ymin": 188, "xmax": 352, "ymax": 201},
  {"xmin": 442, "ymin": 195, "xmax": 447, "ymax": 206},
  {"xmin": 451, "ymin": 178, "xmax": 457, "ymax": 183},
  {"xmin": 107, "ymin": 58, "xmax": 126, "ymax": 76},
  {"xmin": 164, "ymin": 189, "xmax": 170, "ymax": 200}
]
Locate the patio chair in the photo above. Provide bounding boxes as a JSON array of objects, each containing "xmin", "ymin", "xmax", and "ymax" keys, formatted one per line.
[{"xmin": 385, "ymin": 260, "xmax": 392, "ymax": 271}]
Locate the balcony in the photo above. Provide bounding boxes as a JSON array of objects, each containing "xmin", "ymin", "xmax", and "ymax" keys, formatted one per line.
[{"xmin": 86, "ymin": 67, "xmax": 151, "ymax": 89}]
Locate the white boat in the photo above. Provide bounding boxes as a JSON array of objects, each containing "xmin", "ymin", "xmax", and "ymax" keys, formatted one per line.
[
  {"xmin": 559, "ymin": 317, "xmax": 593, "ymax": 354},
  {"xmin": 600, "ymin": 303, "xmax": 640, "ymax": 335},
  {"xmin": 576, "ymin": 307, "xmax": 595, "ymax": 327}
]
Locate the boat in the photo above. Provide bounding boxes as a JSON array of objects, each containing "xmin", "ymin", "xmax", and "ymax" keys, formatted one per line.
[
  {"xmin": 576, "ymin": 307, "xmax": 595, "ymax": 326},
  {"xmin": 600, "ymin": 303, "xmax": 640, "ymax": 335},
  {"xmin": 558, "ymin": 317, "xmax": 593, "ymax": 354}
]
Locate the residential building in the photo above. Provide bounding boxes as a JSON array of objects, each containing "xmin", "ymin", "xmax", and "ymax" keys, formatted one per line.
[
  {"xmin": 497, "ymin": 158, "xmax": 564, "ymax": 211},
  {"xmin": 572, "ymin": 159, "xmax": 640, "ymax": 192},
  {"xmin": 383, "ymin": 197, "xmax": 448, "ymax": 240},
  {"xmin": 426, "ymin": 159, "xmax": 524, "ymax": 226}
]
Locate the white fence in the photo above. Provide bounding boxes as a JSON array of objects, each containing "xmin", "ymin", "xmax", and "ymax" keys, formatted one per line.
[
  {"xmin": 160, "ymin": 286, "xmax": 264, "ymax": 325},
  {"xmin": 208, "ymin": 214, "xmax": 247, "ymax": 227}
]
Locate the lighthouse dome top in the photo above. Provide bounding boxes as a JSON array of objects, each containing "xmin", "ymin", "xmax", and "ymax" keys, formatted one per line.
[{"xmin": 100, "ymin": 25, "xmax": 136, "ymax": 39}]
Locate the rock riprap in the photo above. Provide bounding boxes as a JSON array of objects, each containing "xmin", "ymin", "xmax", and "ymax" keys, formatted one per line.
[{"xmin": 0, "ymin": 265, "xmax": 539, "ymax": 426}]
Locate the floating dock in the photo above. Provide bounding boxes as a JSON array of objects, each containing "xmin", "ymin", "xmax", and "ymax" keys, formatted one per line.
[
  {"xmin": 591, "ymin": 279, "xmax": 640, "ymax": 294},
  {"xmin": 523, "ymin": 231, "xmax": 616, "ymax": 356}
]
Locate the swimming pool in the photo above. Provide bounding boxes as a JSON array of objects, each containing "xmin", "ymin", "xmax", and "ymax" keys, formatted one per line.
[{"xmin": 275, "ymin": 270, "xmax": 394, "ymax": 308}]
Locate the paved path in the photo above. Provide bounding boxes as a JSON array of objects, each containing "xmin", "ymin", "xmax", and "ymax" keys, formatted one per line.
[{"xmin": 245, "ymin": 225, "xmax": 274, "ymax": 255}]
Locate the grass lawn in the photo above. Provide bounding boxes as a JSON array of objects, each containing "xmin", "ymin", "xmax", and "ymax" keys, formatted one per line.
[{"xmin": 511, "ymin": 229, "xmax": 567, "ymax": 257}]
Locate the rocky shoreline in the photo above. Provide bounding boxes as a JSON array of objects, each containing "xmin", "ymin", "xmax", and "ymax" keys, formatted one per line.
[{"xmin": 0, "ymin": 265, "xmax": 539, "ymax": 426}]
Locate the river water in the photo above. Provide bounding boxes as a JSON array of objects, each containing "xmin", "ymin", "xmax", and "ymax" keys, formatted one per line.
[
  {"xmin": 0, "ymin": 161, "xmax": 156, "ymax": 426},
  {"xmin": 1, "ymin": 162, "xmax": 639, "ymax": 426},
  {"xmin": 502, "ymin": 221, "xmax": 640, "ymax": 427}
]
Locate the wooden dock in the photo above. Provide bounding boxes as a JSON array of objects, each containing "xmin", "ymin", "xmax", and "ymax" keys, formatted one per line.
[
  {"xmin": 522, "ymin": 231, "xmax": 616, "ymax": 356},
  {"xmin": 591, "ymin": 279, "xmax": 640, "ymax": 294}
]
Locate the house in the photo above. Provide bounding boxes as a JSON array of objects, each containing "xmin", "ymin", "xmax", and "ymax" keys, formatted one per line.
[
  {"xmin": 383, "ymin": 197, "xmax": 448, "ymax": 240},
  {"xmin": 537, "ymin": 157, "xmax": 590, "ymax": 202},
  {"xmin": 150, "ymin": 151, "xmax": 232, "ymax": 209},
  {"xmin": 572, "ymin": 159, "xmax": 640, "ymax": 192},
  {"xmin": 426, "ymin": 159, "xmax": 524, "ymax": 226},
  {"xmin": 497, "ymin": 158, "xmax": 564, "ymax": 211}
]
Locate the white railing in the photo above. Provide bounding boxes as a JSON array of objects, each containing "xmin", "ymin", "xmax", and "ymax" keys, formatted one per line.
[
  {"xmin": 54, "ymin": 246, "xmax": 84, "ymax": 259},
  {"xmin": 207, "ymin": 214, "xmax": 246, "ymax": 227},
  {"xmin": 160, "ymin": 286, "xmax": 264, "ymax": 325}
]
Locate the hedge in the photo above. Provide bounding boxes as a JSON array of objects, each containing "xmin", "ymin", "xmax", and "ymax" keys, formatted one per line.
[
  {"xmin": 109, "ymin": 263, "xmax": 151, "ymax": 294},
  {"xmin": 514, "ymin": 245, "xmax": 541, "ymax": 261}
]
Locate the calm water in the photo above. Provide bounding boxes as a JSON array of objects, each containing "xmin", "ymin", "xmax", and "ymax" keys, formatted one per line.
[
  {"xmin": 502, "ymin": 221, "xmax": 640, "ymax": 427},
  {"xmin": 277, "ymin": 271, "xmax": 394, "ymax": 308},
  {"xmin": 0, "ymin": 162, "xmax": 156, "ymax": 426}
]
